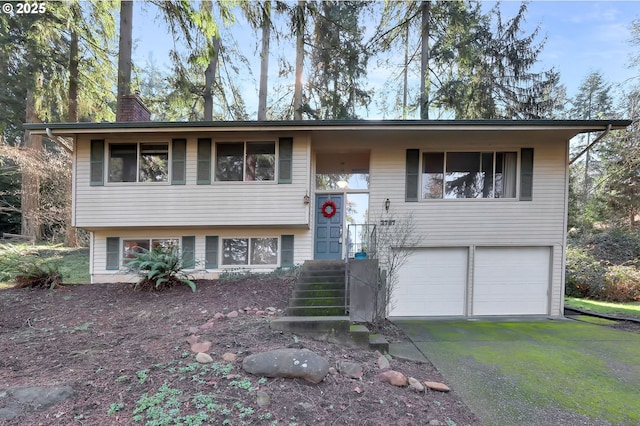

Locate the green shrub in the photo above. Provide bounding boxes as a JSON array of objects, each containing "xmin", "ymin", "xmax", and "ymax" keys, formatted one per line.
[
  {"xmin": 565, "ymin": 246, "xmax": 605, "ymax": 298},
  {"xmin": 14, "ymin": 260, "xmax": 63, "ymax": 289},
  {"xmin": 0, "ymin": 243, "xmax": 63, "ymax": 288},
  {"xmin": 601, "ymin": 265, "xmax": 640, "ymax": 302},
  {"xmin": 125, "ymin": 245, "xmax": 196, "ymax": 292}
]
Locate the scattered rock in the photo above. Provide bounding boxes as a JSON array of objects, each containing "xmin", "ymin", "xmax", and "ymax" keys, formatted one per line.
[
  {"xmin": 190, "ymin": 341, "xmax": 212, "ymax": 353},
  {"xmin": 266, "ymin": 307, "xmax": 277, "ymax": 312},
  {"xmin": 408, "ymin": 377, "xmax": 425, "ymax": 393},
  {"xmin": 199, "ymin": 322, "xmax": 213, "ymax": 330},
  {"xmin": 424, "ymin": 381, "xmax": 450, "ymax": 392},
  {"xmin": 0, "ymin": 386, "xmax": 74, "ymax": 421},
  {"xmin": 221, "ymin": 352, "xmax": 237, "ymax": 362},
  {"xmin": 242, "ymin": 348, "xmax": 329, "ymax": 384},
  {"xmin": 188, "ymin": 327, "xmax": 199, "ymax": 334},
  {"xmin": 377, "ymin": 370, "xmax": 408, "ymax": 387},
  {"xmin": 214, "ymin": 312, "xmax": 226, "ymax": 320},
  {"xmin": 255, "ymin": 310, "xmax": 266, "ymax": 316},
  {"xmin": 196, "ymin": 352, "xmax": 213, "ymax": 364},
  {"xmin": 226, "ymin": 310, "xmax": 239, "ymax": 318},
  {"xmin": 429, "ymin": 420, "xmax": 443, "ymax": 426},
  {"xmin": 328, "ymin": 367, "xmax": 338, "ymax": 376},
  {"xmin": 186, "ymin": 335, "xmax": 199, "ymax": 345},
  {"xmin": 377, "ymin": 355, "xmax": 391, "ymax": 370},
  {"xmin": 338, "ymin": 361, "xmax": 363, "ymax": 379},
  {"xmin": 256, "ymin": 390, "xmax": 270, "ymax": 408},
  {"xmin": 298, "ymin": 402, "xmax": 314, "ymax": 411}
]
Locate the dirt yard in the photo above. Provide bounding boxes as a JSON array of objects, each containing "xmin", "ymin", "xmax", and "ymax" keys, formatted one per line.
[{"xmin": 0, "ymin": 277, "xmax": 480, "ymax": 425}]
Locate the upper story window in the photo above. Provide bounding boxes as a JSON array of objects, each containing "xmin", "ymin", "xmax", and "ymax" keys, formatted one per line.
[
  {"xmin": 109, "ymin": 143, "xmax": 169, "ymax": 183},
  {"xmin": 215, "ymin": 141, "xmax": 275, "ymax": 182},
  {"xmin": 422, "ymin": 151, "xmax": 517, "ymax": 199}
]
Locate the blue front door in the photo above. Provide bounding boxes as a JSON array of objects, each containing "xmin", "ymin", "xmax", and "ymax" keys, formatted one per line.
[{"xmin": 314, "ymin": 194, "xmax": 343, "ymax": 260}]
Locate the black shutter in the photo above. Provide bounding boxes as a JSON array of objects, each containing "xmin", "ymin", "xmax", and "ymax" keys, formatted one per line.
[
  {"xmin": 281, "ymin": 235, "xmax": 294, "ymax": 267},
  {"xmin": 520, "ymin": 148, "xmax": 534, "ymax": 201},
  {"xmin": 171, "ymin": 139, "xmax": 186, "ymax": 185},
  {"xmin": 278, "ymin": 138, "xmax": 293, "ymax": 184},
  {"xmin": 106, "ymin": 237, "xmax": 119, "ymax": 270},
  {"xmin": 90, "ymin": 140, "xmax": 105, "ymax": 186},
  {"xmin": 405, "ymin": 149, "xmax": 419, "ymax": 202},
  {"xmin": 205, "ymin": 236, "xmax": 219, "ymax": 269},
  {"xmin": 182, "ymin": 236, "xmax": 196, "ymax": 268},
  {"xmin": 197, "ymin": 138, "xmax": 211, "ymax": 184}
]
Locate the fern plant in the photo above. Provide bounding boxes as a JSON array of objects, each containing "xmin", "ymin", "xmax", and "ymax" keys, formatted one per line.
[{"xmin": 125, "ymin": 245, "xmax": 196, "ymax": 292}]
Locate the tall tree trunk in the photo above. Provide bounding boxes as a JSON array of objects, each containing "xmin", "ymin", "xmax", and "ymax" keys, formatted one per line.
[
  {"xmin": 116, "ymin": 0, "xmax": 133, "ymax": 119},
  {"xmin": 64, "ymin": 29, "xmax": 79, "ymax": 246},
  {"xmin": 402, "ymin": 23, "xmax": 409, "ymax": 119},
  {"xmin": 204, "ymin": 36, "xmax": 220, "ymax": 121},
  {"xmin": 293, "ymin": 0, "xmax": 305, "ymax": 120},
  {"xmin": 257, "ymin": 2, "xmax": 271, "ymax": 121},
  {"xmin": 420, "ymin": 1, "xmax": 430, "ymax": 119},
  {"xmin": 68, "ymin": 30, "xmax": 79, "ymax": 123},
  {"xmin": 22, "ymin": 87, "xmax": 42, "ymax": 240}
]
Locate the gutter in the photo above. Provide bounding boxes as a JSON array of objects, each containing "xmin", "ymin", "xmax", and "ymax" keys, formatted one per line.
[
  {"xmin": 46, "ymin": 128, "xmax": 74, "ymax": 154},
  {"xmin": 569, "ymin": 124, "xmax": 612, "ymax": 165}
]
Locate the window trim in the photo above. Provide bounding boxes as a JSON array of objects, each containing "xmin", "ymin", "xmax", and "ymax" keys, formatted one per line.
[
  {"xmin": 418, "ymin": 149, "xmax": 523, "ymax": 201},
  {"xmin": 214, "ymin": 139, "xmax": 278, "ymax": 183},
  {"xmin": 106, "ymin": 141, "xmax": 172, "ymax": 185},
  {"xmin": 220, "ymin": 236, "xmax": 280, "ymax": 267},
  {"xmin": 119, "ymin": 237, "xmax": 180, "ymax": 268}
]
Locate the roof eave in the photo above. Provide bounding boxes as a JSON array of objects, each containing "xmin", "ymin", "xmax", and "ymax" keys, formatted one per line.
[{"xmin": 23, "ymin": 119, "xmax": 632, "ymax": 136}]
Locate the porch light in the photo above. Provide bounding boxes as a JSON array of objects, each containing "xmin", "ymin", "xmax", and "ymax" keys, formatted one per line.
[
  {"xmin": 303, "ymin": 194, "xmax": 310, "ymax": 204},
  {"xmin": 385, "ymin": 198, "xmax": 390, "ymax": 212}
]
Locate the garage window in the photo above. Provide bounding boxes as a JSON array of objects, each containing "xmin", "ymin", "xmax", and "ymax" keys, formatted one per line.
[{"xmin": 422, "ymin": 151, "xmax": 517, "ymax": 199}]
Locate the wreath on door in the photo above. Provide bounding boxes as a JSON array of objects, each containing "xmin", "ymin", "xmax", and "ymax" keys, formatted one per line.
[{"xmin": 321, "ymin": 200, "xmax": 337, "ymax": 218}]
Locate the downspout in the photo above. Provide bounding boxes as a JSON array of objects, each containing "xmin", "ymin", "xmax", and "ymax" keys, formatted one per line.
[
  {"xmin": 46, "ymin": 128, "xmax": 74, "ymax": 154},
  {"xmin": 569, "ymin": 124, "xmax": 612, "ymax": 165}
]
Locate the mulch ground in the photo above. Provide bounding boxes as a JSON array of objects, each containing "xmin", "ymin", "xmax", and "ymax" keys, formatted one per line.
[{"xmin": 0, "ymin": 277, "xmax": 480, "ymax": 425}]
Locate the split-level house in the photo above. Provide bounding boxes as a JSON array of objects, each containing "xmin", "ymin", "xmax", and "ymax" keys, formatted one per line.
[{"xmin": 25, "ymin": 99, "xmax": 630, "ymax": 318}]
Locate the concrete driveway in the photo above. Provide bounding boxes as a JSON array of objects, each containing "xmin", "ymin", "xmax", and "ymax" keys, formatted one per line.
[{"xmin": 394, "ymin": 318, "xmax": 640, "ymax": 426}]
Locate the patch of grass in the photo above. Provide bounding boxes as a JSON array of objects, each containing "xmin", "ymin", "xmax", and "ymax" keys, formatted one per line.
[
  {"xmin": 0, "ymin": 243, "xmax": 89, "ymax": 287},
  {"xmin": 565, "ymin": 297, "xmax": 640, "ymax": 320}
]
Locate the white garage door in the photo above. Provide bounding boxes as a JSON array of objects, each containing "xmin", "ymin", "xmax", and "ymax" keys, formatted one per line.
[
  {"xmin": 473, "ymin": 247, "xmax": 550, "ymax": 316},
  {"xmin": 390, "ymin": 248, "xmax": 468, "ymax": 317}
]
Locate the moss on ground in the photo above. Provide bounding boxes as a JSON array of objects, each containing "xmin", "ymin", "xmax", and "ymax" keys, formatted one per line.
[{"xmin": 400, "ymin": 320, "xmax": 640, "ymax": 425}]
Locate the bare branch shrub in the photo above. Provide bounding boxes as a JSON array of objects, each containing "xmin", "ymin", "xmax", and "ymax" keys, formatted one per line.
[{"xmin": 371, "ymin": 209, "xmax": 422, "ymax": 320}]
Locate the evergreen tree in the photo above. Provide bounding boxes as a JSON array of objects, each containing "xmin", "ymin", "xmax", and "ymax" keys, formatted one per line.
[
  {"xmin": 569, "ymin": 71, "xmax": 615, "ymax": 211},
  {"xmin": 372, "ymin": 1, "xmax": 557, "ymax": 119},
  {"xmin": 306, "ymin": 1, "xmax": 371, "ymax": 119}
]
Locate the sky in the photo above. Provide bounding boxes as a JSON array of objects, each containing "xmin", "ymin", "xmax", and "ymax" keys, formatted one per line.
[{"xmin": 131, "ymin": 1, "xmax": 640, "ymax": 119}]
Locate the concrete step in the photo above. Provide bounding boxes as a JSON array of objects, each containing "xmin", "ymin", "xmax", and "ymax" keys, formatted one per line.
[
  {"xmin": 289, "ymin": 297, "xmax": 346, "ymax": 307},
  {"xmin": 349, "ymin": 324, "xmax": 370, "ymax": 346},
  {"xmin": 270, "ymin": 315, "xmax": 350, "ymax": 334},
  {"xmin": 298, "ymin": 274, "xmax": 345, "ymax": 284},
  {"xmin": 292, "ymin": 289, "xmax": 346, "ymax": 299},
  {"xmin": 286, "ymin": 306, "xmax": 347, "ymax": 316},
  {"xmin": 301, "ymin": 260, "xmax": 345, "ymax": 272},
  {"xmin": 294, "ymin": 282, "xmax": 345, "ymax": 291},
  {"xmin": 369, "ymin": 334, "xmax": 389, "ymax": 353}
]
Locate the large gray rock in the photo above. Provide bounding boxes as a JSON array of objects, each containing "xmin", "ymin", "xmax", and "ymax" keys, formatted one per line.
[{"xmin": 242, "ymin": 348, "xmax": 329, "ymax": 384}]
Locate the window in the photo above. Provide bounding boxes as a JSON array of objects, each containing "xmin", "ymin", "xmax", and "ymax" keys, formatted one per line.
[
  {"xmin": 122, "ymin": 238, "xmax": 178, "ymax": 264},
  {"xmin": 108, "ymin": 143, "xmax": 169, "ymax": 183},
  {"xmin": 422, "ymin": 151, "xmax": 517, "ymax": 199},
  {"xmin": 250, "ymin": 238, "xmax": 278, "ymax": 265},
  {"xmin": 215, "ymin": 142, "xmax": 275, "ymax": 182},
  {"xmin": 222, "ymin": 237, "xmax": 278, "ymax": 266}
]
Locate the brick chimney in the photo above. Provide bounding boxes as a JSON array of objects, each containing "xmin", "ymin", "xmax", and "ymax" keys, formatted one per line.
[{"xmin": 117, "ymin": 94, "xmax": 151, "ymax": 122}]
